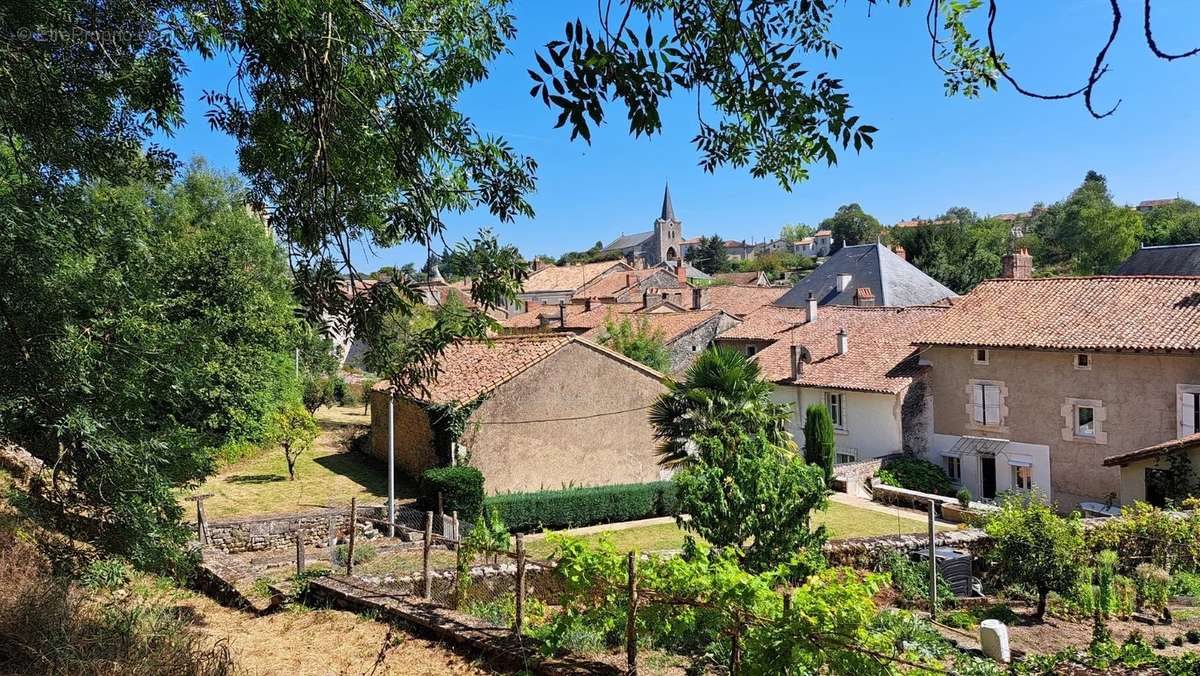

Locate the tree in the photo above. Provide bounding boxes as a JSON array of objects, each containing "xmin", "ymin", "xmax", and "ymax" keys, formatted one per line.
[
  {"xmin": 1030, "ymin": 172, "xmax": 1143, "ymax": 274},
  {"xmin": 1142, "ymin": 199, "xmax": 1200, "ymax": 246},
  {"xmin": 890, "ymin": 208, "xmax": 1007, "ymax": 293},
  {"xmin": 984, "ymin": 493, "xmax": 1086, "ymax": 620},
  {"xmin": 599, "ymin": 316, "xmax": 671, "ymax": 372},
  {"xmin": 802, "ymin": 405, "xmax": 836, "ymax": 486},
  {"xmin": 271, "ymin": 405, "xmax": 319, "ymax": 481},
  {"xmin": 0, "ymin": 162, "xmax": 299, "ymax": 569},
  {"xmin": 649, "ymin": 347, "xmax": 793, "ymax": 466},
  {"xmin": 686, "ymin": 235, "xmax": 732, "ymax": 274},
  {"xmin": 674, "ymin": 429, "xmax": 828, "ymax": 573},
  {"xmin": 780, "ymin": 224, "xmax": 815, "ymax": 241},
  {"xmin": 821, "ymin": 204, "xmax": 881, "ymax": 251}
]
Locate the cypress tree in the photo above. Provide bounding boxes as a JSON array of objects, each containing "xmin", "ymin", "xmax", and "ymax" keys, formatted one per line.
[{"xmin": 803, "ymin": 404, "xmax": 836, "ymax": 485}]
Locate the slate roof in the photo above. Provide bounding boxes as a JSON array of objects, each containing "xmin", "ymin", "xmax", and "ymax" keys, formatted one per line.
[
  {"xmin": 754, "ymin": 305, "xmax": 949, "ymax": 393},
  {"xmin": 661, "ymin": 183, "xmax": 675, "ymax": 221},
  {"xmin": 1113, "ymin": 243, "xmax": 1200, "ymax": 276},
  {"xmin": 775, "ymin": 243, "xmax": 957, "ymax": 308},
  {"xmin": 523, "ymin": 261, "xmax": 629, "ymax": 292},
  {"xmin": 703, "ymin": 285, "xmax": 789, "ymax": 317},
  {"xmin": 1103, "ymin": 432, "xmax": 1200, "ymax": 467},
  {"xmin": 603, "ymin": 231, "xmax": 654, "ymax": 252},
  {"xmin": 658, "ymin": 259, "xmax": 712, "ymax": 280},
  {"xmin": 914, "ymin": 276, "xmax": 1200, "ymax": 352}
]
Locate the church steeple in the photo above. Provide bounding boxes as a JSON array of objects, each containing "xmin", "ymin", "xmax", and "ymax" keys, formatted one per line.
[{"xmin": 660, "ymin": 182, "xmax": 675, "ymax": 222}]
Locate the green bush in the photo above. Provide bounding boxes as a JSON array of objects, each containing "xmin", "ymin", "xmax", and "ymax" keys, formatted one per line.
[
  {"xmin": 1170, "ymin": 571, "xmax": 1200, "ymax": 598},
  {"xmin": 956, "ymin": 487, "xmax": 972, "ymax": 508},
  {"xmin": 333, "ymin": 542, "xmax": 377, "ymax": 567},
  {"xmin": 420, "ymin": 467, "xmax": 485, "ymax": 523},
  {"xmin": 877, "ymin": 549, "xmax": 954, "ymax": 610},
  {"xmin": 875, "ymin": 457, "xmax": 955, "ymax": 496},
  {"xmin": 1134, "ymin": 563, "xmax": 1171, "ymax": 613},
  {"xmin": 486, "ymin": 482, "xmax": 677, "ymax": 532}
]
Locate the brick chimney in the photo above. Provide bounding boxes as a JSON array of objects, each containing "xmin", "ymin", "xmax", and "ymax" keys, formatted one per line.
[
  {"xmin": 626, "ymin": 273, "xmax": 636, "ymax": 288},
  {"xmin": 836, "ymin": 328, "xmax": 848, "ymax": 355},
  {"xmin": 1001, "ymin": 248, "xmax": 1034, "ymax": 279},
  {"xmin": 892, "ymin": 245, "xmax": 906, "ymax": 261},
  {"xmin": 675, "ymin": 261, "xmax": 687, "ymax": 283},
  {"xmin": 632, "ymin": 254, "xmax": 646, "ymax": 270},
  {"xmin": 805, "ymin": 292, "xmax": 818, "ymax": 323},
  {"xmin": 853, "ymin": 287, "xmax": 875, "ymax": 307},
  {"xmin": 642, "ymin": 290, "xmax": 651, "ymax": 311}
]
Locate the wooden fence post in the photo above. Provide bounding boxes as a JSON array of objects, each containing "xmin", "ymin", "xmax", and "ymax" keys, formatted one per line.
[
  {"xmin": 295, "ymin": 532, "xmax": 306, "ymax": 575},
  {"xmin": 327, "ymin": 513, "xmax": 338, "ymax": 567},
  {"xmin": 515, "ymin": 534, "xmax": 526, "ymax": 635},
  {"xmin": 423, "ymin": 510, "xmax": 434, "ymax": 600},
  {"xmin": 346, "ymin": 497, "xmax": 358, "ymax": 576},
  {"xmin": 626, "ymin": 551, "xmax": 638, "ymax": 676},
  {"xmin": 730, "ymin": 619, "xmax": 742, "ymax": 676},
  {"xmin": 187, "ymin": 494, "xmax": 213, "ymax": 546},
  {"xmin": 452, "ymin": 510, "xmax": 460, "ymax": 543},
  {"xmin": 928, "ymin": 499, "xmax": 938, "ymax": 621}
]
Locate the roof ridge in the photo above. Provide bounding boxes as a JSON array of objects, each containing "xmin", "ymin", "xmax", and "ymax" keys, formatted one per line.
[
  {"xmin": 1135, "ymin": 242, "xmax": 1200, "ymax": 250},
  {"xmin": 979, "ymin": 275, "xmax": 1200, "ymax": 283}
]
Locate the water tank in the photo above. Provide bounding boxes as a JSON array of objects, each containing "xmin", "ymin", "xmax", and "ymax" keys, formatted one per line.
[{"xmin": 915, "ymin": 548, "xmax": 973, "ymax": 597}]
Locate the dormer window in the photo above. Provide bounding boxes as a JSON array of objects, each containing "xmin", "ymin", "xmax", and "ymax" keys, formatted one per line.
[{"xmin": 973, "ymin": 349, "xmax": 989, "ymax": 365}]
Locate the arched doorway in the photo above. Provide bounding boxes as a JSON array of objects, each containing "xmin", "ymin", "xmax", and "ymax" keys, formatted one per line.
[{"xmin": 665, "ymin": 246, "xmax": 677, "ymax": 260}]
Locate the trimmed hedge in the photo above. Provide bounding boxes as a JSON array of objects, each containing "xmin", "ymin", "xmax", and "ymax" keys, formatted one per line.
[
  {"xmin": 486, "ymin": 482, "xmax": 677, "ymax": 533},
  {"xmin": 420, "ymin": 467, "xmax": 485, "ymax": 523},
  {"xmin": 875, "ymin": 456, "xmax": 954, "ymax": 497}
]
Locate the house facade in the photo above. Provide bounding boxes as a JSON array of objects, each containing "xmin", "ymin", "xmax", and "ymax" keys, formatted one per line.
[
  {"xmin": 369, "ymin": 335, "xmax": 669, "ymax": 494},
  {"xmin": 914, "ymin": 275, "xmax": 1200, "ymax": 510}
]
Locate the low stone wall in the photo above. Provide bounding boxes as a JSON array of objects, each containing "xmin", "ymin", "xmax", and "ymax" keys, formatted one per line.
[
  {"xmin": 822, "ymin": 528, "xmax": 993, "ymax": 569},
  {"xmin": 204, "ymin": 505, "xmax": 384, "ymax": 554},
  {"xmin": 833, "ymin": 454, "xmax": 901, "ymax": 498}
]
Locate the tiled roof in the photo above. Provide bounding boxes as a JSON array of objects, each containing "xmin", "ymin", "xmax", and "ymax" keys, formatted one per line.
[
  {"xmin": 714, "ymin": 271, "xmax": 767, "ymax": 286},
  {"xmin": 582, "ymin": 309, "xmax": 727, "ymax": 343},
  {"xmin": 1103, "ymin": 432, "xmax": 1200, "ymax": 467},
  {"xmin": 574, "ymin": 269, "xmax": 660, "ymax": 299},
  {"xmin": 814, "ymin": 230, "xmax": 832, "ymax": 237},
  {"xmin": 914, "ymin": 276, "xmax": 1200, "ymax": 352},
  {"xmin": 523, "ymin": 261, "xmax": 629, "ymax": 292},
  {"xmin": 704, "ymin": 285, "xmax": 788, "ymax": 317},
  {"xmin": 723, "ymin": 240, "xmax": 750, "ymax": 249},
  {"xmin": 717, "ymin": 305, "xmax": 809, "ymax": 340},
  {"xmin": 373, "ymin": 334, "xmax": 573, "ymax": 403},
  {"xmin": 1138, "ymin": 198, "xmax": 1180, "ymax": 209},
  {"xmin": 755, "ymin": 306, "xmax": 948, "ymax": 393},
  {"xmin": 500, "ymin": 301, "xmax": 641, "ymax": 330}
]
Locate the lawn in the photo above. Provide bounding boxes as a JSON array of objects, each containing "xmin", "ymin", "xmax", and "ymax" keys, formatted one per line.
[
  {"xmin": 187, "ymin": 406, "xmax": 418, "ymax": 520},
  {"xmin": 523, "ymin": 501, "xmax": 941, "ymax": 559}
]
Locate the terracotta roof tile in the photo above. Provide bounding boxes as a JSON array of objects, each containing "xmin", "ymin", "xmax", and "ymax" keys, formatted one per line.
[
  {"xmin": 372, "ymin": 334, "xmax": 572, "ymax": 403},
  {"xmin": 1103, "ymin": 432, "xmax": 1200, "ymax": 467},
  {"xmin": 523, "ymin": 261, "xmax": 629, "ymax": 292},
  {"xmin": 717, "ymin": 304, "xmax": 809, "ymax": 340},
  {"xmin": 914, "ymin": 276, "xmax": 1200, "ymax": 352},
  {"xmin": 500, "ymin": 302, "xmax": 642, "ymax": 330},
  {"xmin": 703, "ymin": 285, "xmax": 788, "ymax": 317},
  {"xmin": 754, "ymin": 306, "xmax": 948, "ymax": 393},
  {"xmin": 582, "ymin": 309, "xmax": 728, "ymax": 343}
]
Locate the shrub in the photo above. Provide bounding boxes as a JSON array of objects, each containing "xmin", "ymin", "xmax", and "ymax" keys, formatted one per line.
[
  {"xmin": 878, "ymin": 550, "xmax": 953, "ymax": 610},
  {"xmin": 802, "ymin": 404, "xmax": 835, "ymax": 485},
  {"xmin": 1153, "ymin": 634, "xmax": 1169, "ymax": 650},
  {"xmin": 942, "ymin": 610, "xmax": 977, "ymax": 630},
  {"xmin": 956, "ymin": 487, "xmax": 972, "ymax": 508},
  {"xmin": 420, "ymin": 467, "xmax": 485, "ymax": 523},
  {"xmin": 1134, "ymin": 564, "xmax": 1171, "ymax": 613},
  {"xmin": 331, "ymin": 377, "xmax": 349, "ymax": 405},
  {"xmin": 1096, "ymin": 550, "xmax": 1118, "ymax": 617},
  {"xmin": 875, "ymin": 457, "xmax": 955, "ymax": 496},
  {"xmin": 333, "ymin": 542, "xmax": 377, "ymax": 567},
  {"xmin": 1187, "ymin": 629, "xmax": 1200, "ymax": 644},
  {"xmin": 1170, "ymin": 571, "xmax": 1200, "ymax": 598},
  {"xmin": 80, "ymin": 558, "xmax": 132, "ymax": 591},
  {"xmin": 1087, "ymin": 503, "xmax": 1200, "ymax": 573},
  {"xmin": 487, "ymin": 482, "xmax": 676, "ymax": 532}
]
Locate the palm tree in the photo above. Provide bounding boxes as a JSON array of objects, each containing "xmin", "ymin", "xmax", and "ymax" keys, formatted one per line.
[{"xmin": 649, "ymin": 346, "xmax": 794, "ymax": 466}]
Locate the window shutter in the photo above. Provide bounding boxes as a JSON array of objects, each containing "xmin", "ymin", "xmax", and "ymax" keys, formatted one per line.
[
  {"xmin": 984, "ymin": 385, "xmax": 1001, "ymax": 425},
  {"xmin": 1179, "ymin": 388, "xmax": 1197, "ymax": 437},
  {"xmin": 972, "ymin": 385, "xmax": 985, "ymax": 423}
]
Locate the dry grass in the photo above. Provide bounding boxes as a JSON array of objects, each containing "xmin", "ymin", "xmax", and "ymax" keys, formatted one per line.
[
  {"xmin": 176, "ymin": 592, "xmax": 495, "ymax": 676},
  {"xmin": 189, "ymin": 406, "xmax": 418, "ymax": 520}
]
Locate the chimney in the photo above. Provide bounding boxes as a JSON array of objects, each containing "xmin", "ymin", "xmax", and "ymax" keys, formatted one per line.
[
  {"xmin": 836, "ymin": 273, "xmax": 852, "ymax": 292},
  {"xmin": 1001, "ymin": 248, "xmax": 1034, "ymax": 279},
  {"xmin": 692, "ymin": 287, "xmax": 706, "ymax": 310},
  {"xmin": 584, "ymin": 298, "xmax": 594, "ymax": 312},
  {"xmin": 642, "ymin": 290, "xmax": 651, "ymax": 310},
  {"xmin": 675, "ymin": 261, "xmax": 687, "ymax": 283},
  {"xmin": 532, "ymin": 259, "xmax": 544, "ymax": 272},
  {"xmin": 853, "ymin": 287, "xmax": 875, "ymax": 307},
  {"xmin": 892, "ymin": 245, "xmax": 906, "ymax": 261},
  {"xmin": 790, "ymin": 345, "xmax": 800, "ymax": 381},
  {"xmin": 626, "ymin": 273, "xmax": 636, "ymax": 288},
  {"xmin": 558, "ymin": 300, "xmax": 567, "ymax": 328},
  {"xmin": 632, "ymin": 254, "xmax": 646, "ymax": 270},
  {"xmin": 836, "ymin": 328, "xmax": 848, "ymax": 355},
  {"xmin": 805, "ymin": 292, "xmax": 818, "ymax": 323}
]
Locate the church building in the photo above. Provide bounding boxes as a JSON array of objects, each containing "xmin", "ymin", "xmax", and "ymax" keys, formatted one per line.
[{"xmin": 602, "ymin": 183, "xmax": 684, "ymax": 267}]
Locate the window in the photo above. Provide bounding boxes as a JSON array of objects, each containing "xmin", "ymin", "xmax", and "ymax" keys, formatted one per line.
[
  {"xmin": 1011, "ymin": 464, "xmax": 1033, "ymax": 491},
  {"xmin": 826, "ymin": 392, "xmax": 845, "ymax": 430},
  {"xmin": 1075, "ymin": 406, "xmax": 1096, "ymax": 437},
  {"xmin": 971, "ymin": 383, "xmax": 1002, "ymax": 427},
  {"xmin": 973, "ymin": 349, "xmax": 989, "ymax": 365},
  {"xmin": 943, "ymin": 455, "xmax": 962, "ymax": 482},
  {"xmin": 1177, "ymin": 385, "xmax": 1200, "ymax": 437},
  {"xmin": 835, "ymin": 449, "xmax": 857, "ymax": 465},
  {"xmin": 746, "ymin": 345, "xmax": 757, "ymax": 356},
  {"xmin": 1075, "ymin": 353, "xmax": 1091, "ymax": 370}
]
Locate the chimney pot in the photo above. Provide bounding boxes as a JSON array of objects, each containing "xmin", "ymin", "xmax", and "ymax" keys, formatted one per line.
[
  {"xmin": 1001, "ymin": 248, "xmax": 1034, "ymax": 279},
  {"xmin": 806, "ymin": 292, "xmax": 818, "ymax": 323},
  {"xmin": 837, "ymin": 328, "xmax": 849, "ymax": 355}
]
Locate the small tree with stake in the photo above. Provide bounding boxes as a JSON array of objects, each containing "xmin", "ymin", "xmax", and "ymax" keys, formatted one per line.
[
  {"xmin": 803, "ymin": 404, "xmax": 836, "ymax": 486},
  {"xmin": 985, "ymin": 492, "xmax": 1085, "ymax": 621},
  {"xmin": 271, "ymin": 405, "xmax": 319, "ymax": 481}
]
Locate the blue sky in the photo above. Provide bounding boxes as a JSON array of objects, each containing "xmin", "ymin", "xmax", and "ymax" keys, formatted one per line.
[{"xmin": 157, "ymin": 1, "xmax": 1200, "ymax": 270}]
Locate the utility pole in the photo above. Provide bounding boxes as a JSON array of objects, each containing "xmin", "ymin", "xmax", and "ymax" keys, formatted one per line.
[{"xmin": 388, "ymin": 392, "xmax": 396, "ymax": 537}]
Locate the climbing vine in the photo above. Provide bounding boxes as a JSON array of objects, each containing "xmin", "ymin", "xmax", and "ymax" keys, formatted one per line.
[{"xmin": 425, "ymin": 396, "xmax": 486, "ymax": 466}]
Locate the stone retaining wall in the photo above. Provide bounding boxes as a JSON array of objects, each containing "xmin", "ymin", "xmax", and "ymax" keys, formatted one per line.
[
  {"xmin": 204, "ymin": 505, "xmax": 384, "ymax": 554},
  {"xmin": 833, "ymin": 454, "xmax": 901, "ymax": 497},
  {"xmin": 822, "ymin": 528, "xmax": 993, "ymax": 569}
]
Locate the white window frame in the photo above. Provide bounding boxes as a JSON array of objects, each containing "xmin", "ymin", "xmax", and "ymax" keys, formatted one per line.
[
  {"xmin": 1074, "ymin": 405, "xmax": 1096, "ymax": 438},
  {"xmin": 943, "ymin": 455, "xmax": 962, "ymax": 482},
  {"xmin": 1177, "ymin": 384, "xmax": 1200, "ymax": 438},
  {"xmin": 973, "ymin": 348, "xmax": 989, "ymax": 365},
  {"xmin": 1060, "ymin": 397, "xmax": 1107, "ymax": 444},
  {"xmin": 825, "ymin": 391, "xmax": 846, "ymax": 431},
  {"xmin": 1011, "ymin": 463, "xmax": 1033, "ymax": 491},
  {"xmin": 1074, "ymin": 353, "xmax": 1091, "ymax": 370}
]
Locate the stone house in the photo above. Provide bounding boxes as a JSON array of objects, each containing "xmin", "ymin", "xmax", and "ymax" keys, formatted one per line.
[
  {"xmin": 518, "ymin": 259, "xmax": 632, "ymax": 305},
  {"xmin": 913, "ymin": 274, "xmax": 1200, "ymax": 510},
  {"xmin": 368, "ymin": 334, "xmax": 668, "ymax": 494},
  {"xmin": 716, "ymin": 301, "xmax": 947, "ymax": 464}
]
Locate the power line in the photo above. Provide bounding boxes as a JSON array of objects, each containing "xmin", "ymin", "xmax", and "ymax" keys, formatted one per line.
[{"xmin": 475, "ymin": 403, "xmax": 655, "ymax": 425}]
